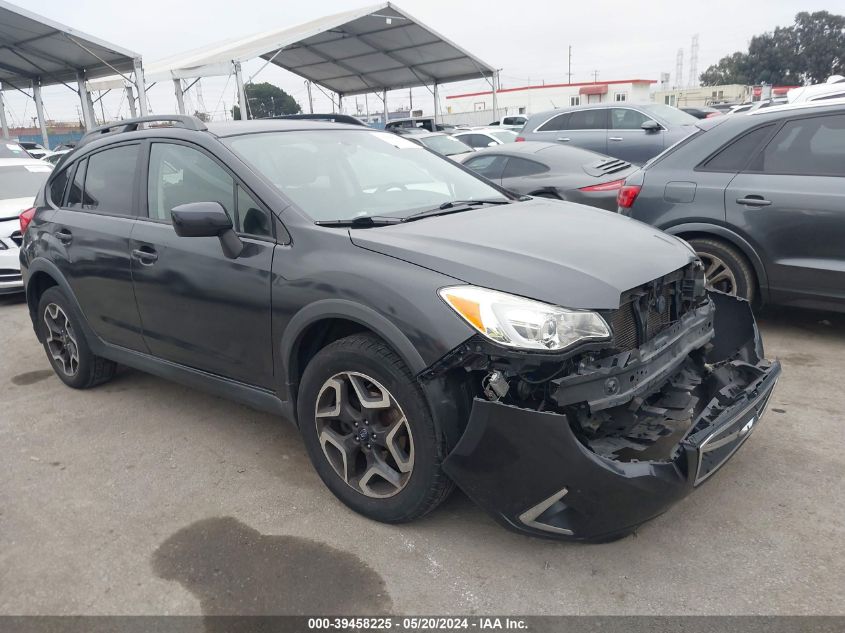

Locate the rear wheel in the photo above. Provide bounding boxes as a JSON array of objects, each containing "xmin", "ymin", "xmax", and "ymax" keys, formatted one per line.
[
  {"xmin": 297, "ymin": 334, "xmax": 453, "ymax": 523},
  {"xmin": 37, "ymin": 287, "xmax": 117, "ymax": 389},
  {"xmin": 688, "ymin": 237, "xmax": 756, "ymax": 302}
]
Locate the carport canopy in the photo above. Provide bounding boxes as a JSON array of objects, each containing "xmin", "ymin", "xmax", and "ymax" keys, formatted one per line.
[
  {"xmin": 0, "ymin": 0, "xmax": 148, "ymax": 146},
  {"xmin": 90, "ymin": 2, "xmax": 497, "ymax": 122}
]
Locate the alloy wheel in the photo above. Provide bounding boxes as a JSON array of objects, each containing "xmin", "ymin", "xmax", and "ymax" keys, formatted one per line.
[
  {"xmin": 700, "ymin": 253, "xmax": 738, "ymax": 296},
  {"xmin": 314, "ymin": 372, "xmax": 415, "ymax": 498},
  {"xmin": 43, "ymin": 303, "xmax": 80, "ymax": 377}
]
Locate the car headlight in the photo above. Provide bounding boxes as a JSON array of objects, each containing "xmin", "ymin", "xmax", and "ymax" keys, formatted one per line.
[{"xmin": 439, "ymin": 285, "xmax": 610, "ymax": 351}]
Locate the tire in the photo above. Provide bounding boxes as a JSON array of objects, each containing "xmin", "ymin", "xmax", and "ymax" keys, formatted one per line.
[
  {"xmin": 37, "ymin": 287, "xmax": 117, "ymax": 389},
  {"xmin": 688, "ymin": 237, "xmax": 756, "ymax": 302},
  {"xmin": 297, "ymin": 333, "xmax": 453, "ymax": 523}
]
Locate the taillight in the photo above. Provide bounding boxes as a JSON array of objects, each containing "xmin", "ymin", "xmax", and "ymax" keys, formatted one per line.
[
  {"xmin": 616, "ymin": 185, "xmax": 641, "ymax": 209},
  {"xmin": 705, "ymin": 112, "xmax": 722, "ymax": 118},
  {"xmin": 579, "ymin": 178, "xmax": 625, "ymax": 192},
  {"xmin": 19, "ymin": 207, "xmax": 36, "ymax": 234},
  {"xmin": 515, "ymin": 136, "xmax": 525, "ymax": 142}
]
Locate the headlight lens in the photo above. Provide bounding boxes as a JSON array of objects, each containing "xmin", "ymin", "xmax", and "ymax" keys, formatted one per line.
[{"xmin": 439, "ymin": 285, "xmax": 610, "ymax": 351}]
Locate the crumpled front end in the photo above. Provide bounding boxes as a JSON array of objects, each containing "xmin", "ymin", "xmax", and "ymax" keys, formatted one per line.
[{"xmin": 438, "ymin": 290, "xmax": 780, "ymax": 541}]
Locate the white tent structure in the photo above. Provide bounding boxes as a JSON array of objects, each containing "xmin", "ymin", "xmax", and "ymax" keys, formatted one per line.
[
  {"xmin": 0, "ymin": 0, "xmax": 148, "ymax": 148},
  {"xmin": 89, "ymin": 2, "xmax": 497, "ymax": 124}
]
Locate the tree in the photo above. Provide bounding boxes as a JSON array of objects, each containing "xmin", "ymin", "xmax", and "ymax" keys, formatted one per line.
[
  {"xmin": 700, "ymin": 11, "xmax": 845, "ymax": 86},
  {"xmin": 232, "ymin": 82, "xmax": 301, "ymax": 120}
]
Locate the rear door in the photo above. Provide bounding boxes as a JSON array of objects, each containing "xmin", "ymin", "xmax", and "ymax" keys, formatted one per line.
[
  {"xmin": 46, "ymin": 144, "xmax": 146, "ymax": 351},
  {"xmin": 130, "ymin": 140, "xmax": 277, "ymax": 388},
  {"xmin": 725, "ymin": 112, "xmax": 845, "ymax": 304},
  {"xmin": 607, "ymin": 107, "xmax": 664, "ymax": 164},
  {"xmin": 528, "ymin": 109, "xmax": 608, "ymax": 155}
]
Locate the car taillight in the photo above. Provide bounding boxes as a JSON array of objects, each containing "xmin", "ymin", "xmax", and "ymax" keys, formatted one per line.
[
  {"xmin": 515, "ymin": 136, "xmax": 525, "ymax": 142},
  {"xmin": 579, "ymin": 178, "xmax": 625, "ymax": 192},
  {"xmin": 616, "ymin": 185, "xmax": 641, "ymax": 209},
  {"xmin": 19, "ymin": 207, "xmax": 36, "ymax": 234},
  {"xmin": 705, "ymin": 112, "xmax": 722, "ymax": 118}
]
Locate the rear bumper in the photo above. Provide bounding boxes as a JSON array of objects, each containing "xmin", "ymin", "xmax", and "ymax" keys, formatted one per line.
[
  {"xmin": 0, "ymin": 245, "xmax": 23, "ymax": 294},
  {"xmin": 442, "ymin": 293, "xmax": 781, "ymax": 541}
]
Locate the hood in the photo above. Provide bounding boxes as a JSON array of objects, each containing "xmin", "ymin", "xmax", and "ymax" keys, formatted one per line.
[
  {"xmin": 350, "ymin": 199, "xmax": 695, "ymax": 310},
  {"xmin": 0, "ymin": 197, "xmax": 34, "ymax": 221}
]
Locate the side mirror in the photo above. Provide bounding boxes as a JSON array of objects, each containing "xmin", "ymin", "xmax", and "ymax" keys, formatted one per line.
[
  {"xmin": 171, "ymin": 201, "xmax": 243, "ymax": 259},
  {"xmin": 487, "ymin": 141, "xmax": 498, "ymax": 147},
  {"xmin": 641, "ymin": 120, "xmax": 662, "ymax": 132}
]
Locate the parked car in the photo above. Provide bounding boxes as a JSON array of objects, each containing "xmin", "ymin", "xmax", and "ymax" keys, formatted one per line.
[
  {"xmin": 681, "ymin": 106, "xmax": 723, "ymax": 119},
  {"xmin": 42, "ymin": 150, "xmax": 71, "ymax": 165},
  {"xmin": 487, "ymin": 115, "xmax": 528, "ymax": 130},
  {"xmin": 18, "ymin": 141, "xmax": 50, "ymax": 160},
  {"xmin": 458, "ymin": 141, "xmax": 638, "ymax": 211},
  {"xmin": 617, "ymin": 101, "xmax": 845, "ymax": 313},
  {"xmin": 518, "ymin": 103, "xmax": 698, "ymax": 165},
  {"xmin": 402, "ymin": 131, "xmax": 474, "ymax": 158},
  {"xmin": 787, "ymin": 75, "xmax": 845, "ymax": 103},
  {"xmin": 0, "ymin": 156, "xmax": 52, "ymax": 293},
  {"xmin": 1, "ymin": 138, "xmax": 29, "ymax": 158},
  {"xmin": 452, "ymin": 128, "xmax": 518, "ymax": 149},
  {"xmin": 384, "ymin": 117, "xmax": 463, "ymax": 134},
  {"xmin": 275, "ymin": 113, "xmax": 367, "ymax": 126},
  {"xmin": 20, "ymin": 114, "xmax": 779, "ymax": 541}
]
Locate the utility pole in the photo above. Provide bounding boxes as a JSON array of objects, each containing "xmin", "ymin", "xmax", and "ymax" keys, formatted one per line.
[
  {"xmin": 568, "ymin": 46, "xmax": 572, "ymax": 84},
  {"xmin": 592, "ymin": 70, "xmax": 599, "ymax": 83}
]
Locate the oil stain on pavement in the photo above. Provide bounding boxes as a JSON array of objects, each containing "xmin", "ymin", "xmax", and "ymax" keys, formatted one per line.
[
  {"xmin": 11, "ymin": 369, "xmax": 53, "ymax": 386},
  {"xmin": 153, "ymin": 517, "xmax": 392, "ymax": 618}
]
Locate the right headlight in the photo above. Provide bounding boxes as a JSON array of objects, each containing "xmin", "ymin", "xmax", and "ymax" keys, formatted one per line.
[{"xmin": 439, "ymin": 285, "xmax": 610, "ymax": 351}]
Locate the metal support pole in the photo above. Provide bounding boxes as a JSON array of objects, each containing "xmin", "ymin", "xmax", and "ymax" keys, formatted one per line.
[
  {"xmin": 76, "ymin": 70, "xmax": 95, "ymax": 129},
  {"xmin": 173, "ymin": 78, "xmax": 186, "ymax": 115},
  {"xmin": 0, "ymin": 87, "xmax": 9, "ymax": 138},
  {"xmin": 125, "ymin": 85, "xmax": 137, "ymax": 117},
  {"xmin": 234, "ymin": 62, "xmax": 248, "ymax": 120},
  {"xmin": 306, "ymin": 81, "xmax": 313, "ymax": 114},
  {"xmin": 133, "ymin": 58, "xmax": 149, "ymax": 117},
  {"xmin": 433, "ymin": 83, "xmax": 439, "ymax": 127},
  {"xmin": 382, "ymin": 89, "xmax": 388, "ymax": 128},
  {"xmin": 491, "ymin": 71, "xmax": 499, "ymax": 120},
  {"xmin": 337, "ymin": 93, "xmax": 342, "ymax": 114},
  {"xmin": 32, "ymin": 80, "xmax": 50, "ymax": 150}
]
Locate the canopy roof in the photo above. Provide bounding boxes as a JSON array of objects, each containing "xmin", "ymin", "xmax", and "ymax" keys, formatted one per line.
[
  {"xmin": 0, "ymin": 0, "xmax": 141, "ymax": 90},
  {"xmin": 90, "ymin": 2, "xmax": 495, "ymax": 96}
]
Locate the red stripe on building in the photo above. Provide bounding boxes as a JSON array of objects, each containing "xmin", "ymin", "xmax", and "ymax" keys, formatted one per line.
[{"xmin": 446, "ymin": 79, "xmax": 656, "ymax": 100}]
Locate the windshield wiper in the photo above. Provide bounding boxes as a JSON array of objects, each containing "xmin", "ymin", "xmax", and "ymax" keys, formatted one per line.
[
  {"xmin": 403, "ymin": 198, "xmax": 512, "ymax": 222},
  {"xmin": 315, "ymin": 215, "xmax": 404, "ymax": 227}
]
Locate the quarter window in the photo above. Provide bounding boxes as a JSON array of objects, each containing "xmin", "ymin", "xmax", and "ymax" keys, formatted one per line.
[
  {"xmin": 701, "ymin": 125, "xmax": 774, "ymax": 172},
  {"xmin": 66, "ymin": 159, "xmax": 87, "ymax": 208},
  {"xmin": 748, "ymin": 114, "xmax": 845, "ymax": 177},
  {"xmin": 49, "ymin": 167, "xmax": 70, "ymax": 206},
  {"xmin": 463, "ymin": 154, "xmax": 508, "ymax": 180},
  {"xmin": 503, "ymin": 157, "xmax": 548, "ymax": 178},
  {"xmin": 82, "ymin": 145, "xmax": 139, "ymax": 214}
]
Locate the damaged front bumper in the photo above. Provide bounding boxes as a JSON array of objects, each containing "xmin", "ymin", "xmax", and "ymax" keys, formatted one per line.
[{"xmin": 442, "ymin": 293, "xmax": 781, "ymax": 541}]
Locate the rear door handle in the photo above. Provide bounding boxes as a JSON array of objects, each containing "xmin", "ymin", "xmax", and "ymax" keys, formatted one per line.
[
  {"xmin": 736, "ymin": 196, "xmax": 772, "ymax": 207},
  {"xmin": 131, "ymin": 247, "xmax": 158, "ymax": 264},
  {"xmin": 55, "ymin": 229, "xmax": 73, "ymax": 244},
  {"xmin": 556, "ymin": 137, "xmax": 571, "ymax": 142},
  {"xmin": 609, "ymin": 137, "xmax": 623, "ymax": 141}
]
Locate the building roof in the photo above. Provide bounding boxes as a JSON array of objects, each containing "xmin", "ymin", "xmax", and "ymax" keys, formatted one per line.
[
  {"xmin": 446, "ymin": 79, "xmax": 657, "ymax": 100},
  {"xmin": 0, "ymin": 0, "xmax": 141, "ymax": 89},
  {"xmin": 89, "ymin": 2, "xmax": 495, "ymax": 96}
]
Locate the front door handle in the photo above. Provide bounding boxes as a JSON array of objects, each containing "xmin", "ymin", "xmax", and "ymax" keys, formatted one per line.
[
  {"xmin": 55, "ymin": 229, "xmax": 73, "ymax": 244},
  {"xmin": 556, "ymin": 137, "xmax": 571, "ymax": 142},
  {"xmin": 609, "ymin": 137, "xmax": 624, "ymax": 141},
  {"xmin": 131, "ymin": 247, "xmax": 158, "ymax": 264},
  {"xmin": 736, "ymin": 196, "xmax": 772, "ymax": 207}
]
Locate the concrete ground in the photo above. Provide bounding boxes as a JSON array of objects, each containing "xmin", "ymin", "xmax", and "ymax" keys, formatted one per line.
[{"xmin": 1, "ymin": 293, "xmax": 843, "ymax": 616}]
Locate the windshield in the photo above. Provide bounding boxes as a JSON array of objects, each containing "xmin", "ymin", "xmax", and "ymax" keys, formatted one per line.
[
  {"xmin": 0, "ymin": 164, "xmax": 51, "ymax": 200},
  {"xmin": 0, "ymin": 141, "xmax": 29, "ymax": 158},
  {"xmin": 643, "ymin": 103, "xmax": 698, "ymax": 126},
  {"xmin": 225, "ymin": 130, "xmax": 506, "ymax": 222},
  {"xmin": 490, "ymin": 130, "xmax": 518, "ymax": 143},
  {"xmin": 419, "ymin": 134, "xmax": 472, "ymax": 156}
]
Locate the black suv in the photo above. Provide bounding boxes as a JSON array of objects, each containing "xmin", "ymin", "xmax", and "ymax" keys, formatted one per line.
[{"xmin": 20, "ymin": 115, "xmax": 780, "ymax": 541}]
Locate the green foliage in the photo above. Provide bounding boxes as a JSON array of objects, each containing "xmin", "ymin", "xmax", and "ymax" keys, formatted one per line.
[
  {"xmin": 700, "ymin": 11, "xmax": 845, "ymax": 86},
  {"xmin": 232, "ymin": 82, "xmax": 302, "ymax": 120}
]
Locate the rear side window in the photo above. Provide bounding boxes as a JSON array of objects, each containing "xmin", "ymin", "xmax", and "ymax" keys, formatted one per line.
[
  {"xmin": 749, "ymin": 114, "xmax": 845, "ymax": 177},
  {"xmin": 67, "ymin": 159, "xmax": 86, "ymax": 208},
  {"xmin": 49, "ymin": 168, "xmax": 70, "ymax": 206},
  {"xmin": 537, "ymin": 113, "xmax": 570, "ymax": 132},
  {"xmin": 82, "ymin": 145, "xmax": 140, "ymax": 214},
  {"xmin": 463, "ymin": 154, "xmax": 508, "ymax": 180},
  {"xmin": 701, "ymin": 125, "xmax": 774, "ymax": 172},
  {"xmin": 503, "ymin": 157, "xmax": 549, "ymax": 178},
  {"xmin": 568, "ymin": 109, "xmax": 607, "ymax": 130}
]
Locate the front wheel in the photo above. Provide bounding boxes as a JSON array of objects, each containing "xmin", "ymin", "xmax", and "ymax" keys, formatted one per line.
[
  {"xmin": 297, "ymin": 334, "xmax": 453, "ymax": 523},
  {"xmin": 688, "ymin": 237, "xmax": 756, "ymax": 302}
]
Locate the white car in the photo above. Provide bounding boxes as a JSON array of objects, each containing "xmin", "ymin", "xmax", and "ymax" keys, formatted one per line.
[
  {"xmin": 42, "ymin": 149, "xmax": 71, "ymax": 165},
  {"xmin": 787, "ymin": 75, "xmax": 845, "ymax": 103},
  {"xmin": 0, "ymin": 157, "xmax": 53, "ymax": 294},
  {"xmin": 487, "ymin": 115, "xmax": 528, "ymax": 130},
  {"xmin": 452, "ymin": 128, "xmax": 518, "ymax": 149}
]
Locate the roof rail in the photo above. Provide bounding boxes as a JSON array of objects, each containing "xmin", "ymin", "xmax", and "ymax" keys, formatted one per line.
[{"xmin": 79, "ymin": 115, "xmax": 208, "ymax": 146}]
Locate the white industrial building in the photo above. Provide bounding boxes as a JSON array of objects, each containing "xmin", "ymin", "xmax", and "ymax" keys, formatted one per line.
[{"xmin": 441, "ymin": 79, "xmax": 655, "ymax": 125}]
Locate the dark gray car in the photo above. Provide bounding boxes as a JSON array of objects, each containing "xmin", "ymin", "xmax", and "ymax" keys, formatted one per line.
[
  {"xmin": 618, "ymin": 102, "xmax": 845, "ymax": 313},
  {"xmin": 457, "ymin": 141, "xmax": 638, "ymax": 211},
  {"xmin": 519, "ymin": 103, "xmax": 698, "ymax": 165}
]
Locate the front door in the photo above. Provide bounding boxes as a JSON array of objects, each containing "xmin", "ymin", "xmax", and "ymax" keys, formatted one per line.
[
  {"xmin": 726, "ymin": 112, "xmax": 845, "ymax": 305},
  {"xmin": 130, "ymin": 140, "xmax": 277, "ymax": 388},
  {"xmin": 607, "ymin": 107, "xmax": 663, "ymax": 164},
  {"xmin": 46, "ymin": 143, "xmax": 146, "ymax": 351}
]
